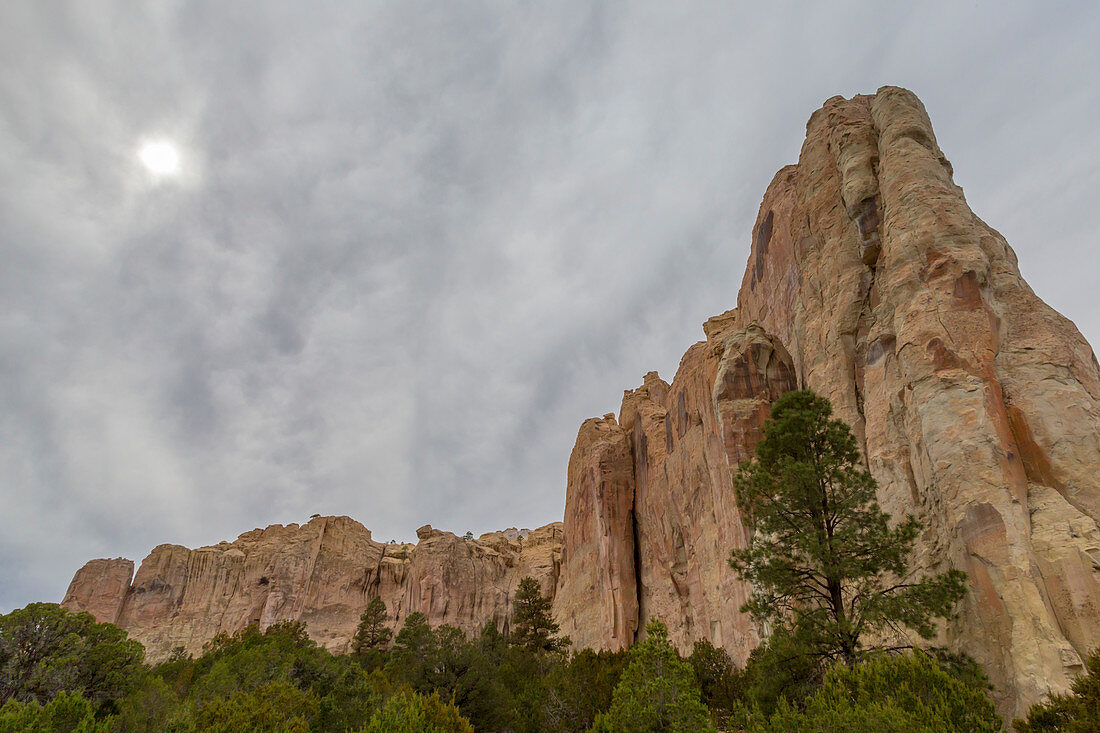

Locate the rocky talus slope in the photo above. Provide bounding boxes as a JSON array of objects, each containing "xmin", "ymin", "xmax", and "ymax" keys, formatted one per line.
[{"xmin": 65, "ymin": 87, "xmax": 1100, "ymax": 718}]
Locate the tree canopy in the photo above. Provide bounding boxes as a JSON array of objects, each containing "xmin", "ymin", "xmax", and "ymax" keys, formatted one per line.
[
  {"xmin": 352, "ymin": 597, "xmax": 393, "ymax": 660},
  {"xmin": 754, "ymin": 651, "xmax": 1001, "ymax": 732},
  {"xmin": 0, "ymin": 602, "xmax": 144, "ymax": 715}
]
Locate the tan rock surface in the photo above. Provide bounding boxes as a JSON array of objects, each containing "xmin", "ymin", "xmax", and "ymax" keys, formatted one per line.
[
  {"xmin": 730, "ymin": 87, "xmax": 1100, "ymax": 717},
  {"xmin": 61, "ymin": 558, "xmax": 134, "ymax": 626},
  {"xmin": 558, "ymin": 86, "xmax": 1100, "ymax": 718},
  {"xmin": 552, "ymin": 327, "xmax": 794, "ymax": 664},
  {"xmin": 554, "ymin": 415, "xmax": 637, "ymax": 650},
  {"xmin": 64, "ymin": 516, "xmax": 562, "ymax": 662}
]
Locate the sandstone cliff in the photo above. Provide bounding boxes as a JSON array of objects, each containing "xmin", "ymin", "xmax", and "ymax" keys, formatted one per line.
[
  {"xmin": 63, "ymin": 87, "xmax": 1100, "ymax": 719},
  {"xmin": 64, "ymin": 516, "xmax": 561, "ymax": 660},
  {"xmin": 553, "ymin": 86, "xmax": 1100, "ymax": 719}
]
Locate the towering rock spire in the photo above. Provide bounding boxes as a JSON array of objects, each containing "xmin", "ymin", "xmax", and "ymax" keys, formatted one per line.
[{"xmin": 555, "ymin": 86, "xmax": 1100, "ymax": 719}]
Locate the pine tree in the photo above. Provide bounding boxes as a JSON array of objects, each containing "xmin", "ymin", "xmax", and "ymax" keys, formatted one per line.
[
  {"xmin": 730, "ymin": 390, "xmax": 967, "ymax": 665},
  {"xmin": 352, "ymin": 597, "xmax": 392, "ymax": 656},
  {"xmin": 510, "ymin": 577, "xmax": 569, "ymax": 653},
  {"xmin": 589, "ymin": 619, "xmax": 714, "ymax": 733}
]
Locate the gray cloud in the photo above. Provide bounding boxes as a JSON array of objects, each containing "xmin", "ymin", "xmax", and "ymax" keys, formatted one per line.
[{"xmin": 1, "ymin": 0, "xmax": 1098, "ymax": 610}]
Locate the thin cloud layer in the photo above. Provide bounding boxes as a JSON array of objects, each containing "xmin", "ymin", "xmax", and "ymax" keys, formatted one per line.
[{"xmin": 1, "ymin": 1, "xmax": 1097, "ymax": 611}]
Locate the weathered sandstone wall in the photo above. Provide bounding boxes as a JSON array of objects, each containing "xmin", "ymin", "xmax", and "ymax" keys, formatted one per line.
[
  {"xmin": 64, "ymin": 516, "xmax": 561, "ymax": 661},
  {"xmin": 553, "ymin": 86, "xmax": 1100, "ymax": 719}
]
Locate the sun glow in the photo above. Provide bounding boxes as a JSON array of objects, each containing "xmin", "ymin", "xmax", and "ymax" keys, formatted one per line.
[{"xmin": 139, "ymin": 140, "xmax": 181, "ymax": 176}]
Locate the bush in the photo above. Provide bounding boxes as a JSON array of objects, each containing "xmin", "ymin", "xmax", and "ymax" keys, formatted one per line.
[
  {"xmin": 688, "ymin": 638, "xmax": 747, "ymax": 726},
  {"xmin": 0, "ymin": 689, "xmax": 111, "ymax": 733},
  {"xmin": 194, "ymin": 680, "xmax": 316, "ymax": 732},
  {"xmin": 753, "ymin": 651, "xmax": 1000, "ymax": 732},
  {"xmin": 359, "ymin": 690, "xmax": 473, "ymax": 733}
]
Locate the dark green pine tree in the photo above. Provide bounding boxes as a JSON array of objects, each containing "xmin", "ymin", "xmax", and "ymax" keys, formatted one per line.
[
  {"xmin": 352, "ymin": 597, "xmax": 392, "ymax": 656},
  {"xmin": 510, "ymin": 577, "xmax": 569, "ymax": 653},
  {"xmin": 590, "ymin": 620, "xmax": 714, "ymax": 733},
  {"xmin": 730, "ymin": 390, "xmax": 968, "ymax": 665}
]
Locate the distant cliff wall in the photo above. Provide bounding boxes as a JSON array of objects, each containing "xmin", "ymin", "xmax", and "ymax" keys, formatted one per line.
[{"xmin": 64, "ymin": 516, "xmax": 561, "ymax": 661}]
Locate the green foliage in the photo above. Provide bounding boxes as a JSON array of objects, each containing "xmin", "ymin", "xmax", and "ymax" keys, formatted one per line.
[
  {"xmin": 359, "ymin": 689, "xmax": 473, "ymax": 733},
  {"xmin": 511, "ymin": 577, "xmax": 570, "ymax": 653},
  {"xmin": 0, "ymin": 690, "xmax": 112, "ymax": 733},
  {"xmin": 194, "ymin": 680, "xmax": 314, "ymax": 732},
  {"xmin": 352, "ymin": 597, "xmax": 392, "ymax": 657},
  {"xmin": 110, "ymin": 675, "xmax": 180, "ymax": 733},
  {"xmin": 145, "ymin": 619, "xmax": 388, "ymax": 732},
  {"xmin": 541, "ymin": 649, "xmax": 630, "ymax": 733},
  {"xmin": 740, "ymin": 624, "xmax": 828, "ymax": 716},
  {"xmin": 752, "ymin": 651, "xmax": 1000, "ymax": 732},
  {"xmin": 589, "ymin": 620, "xmax": 714, "ymax": 733},
  {"xmin": 688, "ymin": 638, "xmax": 747, "ymax": 726},
  {"xmin": 1014, "ymin": 647, "xmax": 1100, "ymax": 732},
  {"xmin": 730, "ymin": 391, "xmax": 968, "ymax": 665},
  {"xmin": 0, "ymin": 595, "xmax": 1009, "ymax": 732},
  {"xmin": 0, "ymin": 603, "xmax": 144, "ymax": 714}
]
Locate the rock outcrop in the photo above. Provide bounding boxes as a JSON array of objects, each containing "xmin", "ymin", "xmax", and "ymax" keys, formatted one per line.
[
  {"xmin": 62, "ymin": 558, "xmax": 134, "ymax": 625},
  {"xmin": 64, "ymin": 516, "xmax": 561, "ymax": 661},
  {"xmin": 63, "ymin": 87, "xmax": 1100, "ymax": 719},
  {"xmin": 554, "ymin": 414, "xmax": 638, "ymax": 650},
  {"xmin": 553, "ymin": 87, "xmax": 1100, "ymax": 719}
]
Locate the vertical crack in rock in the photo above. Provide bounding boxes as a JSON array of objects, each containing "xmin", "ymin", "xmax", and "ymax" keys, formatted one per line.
[{"xmin": 630, "ymin": 498, "xmax": 643, "ymax": 645}]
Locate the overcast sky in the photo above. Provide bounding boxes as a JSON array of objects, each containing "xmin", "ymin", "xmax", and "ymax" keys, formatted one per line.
[{"xmin": 1, "ymin": 1, "xmax": 1097, "ymax": 612}]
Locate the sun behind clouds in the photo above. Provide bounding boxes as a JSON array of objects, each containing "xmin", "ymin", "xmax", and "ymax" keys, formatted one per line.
[{"xmin": 138, "ymin": 139, "xmax": 180, "ymax": 176}]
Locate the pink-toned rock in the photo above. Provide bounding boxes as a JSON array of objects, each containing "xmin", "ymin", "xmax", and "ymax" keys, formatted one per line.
[
  {"xmin": 64, "ymin": 516, "xmax": 561, "ymax": 661},
  {"xmin": 728, "ymin": 87, "xmax": 1100, "ymax": 718},
  {"xmin": 554, "ymin": 415, "xmax": 637, "ymax": 650},
  {"xmin": 558, "ymin": 86, "xmax": 1100, "ymax": 719},
  {"xmin": 552, "ymin": 325, "xmax": 795, "ymax": 663},
  {"xmin": 61, "ymin": 558, "xmax": 133, "ymax": 625}
]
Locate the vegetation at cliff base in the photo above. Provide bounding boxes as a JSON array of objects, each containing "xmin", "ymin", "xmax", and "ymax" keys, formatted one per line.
[
  {"xmin": 511, "ymin": 577, "xmax": 570, "ymax": 654},
  {"xmin": 0, "ymin": 603, "xmax": 143, "ymax": 714}
]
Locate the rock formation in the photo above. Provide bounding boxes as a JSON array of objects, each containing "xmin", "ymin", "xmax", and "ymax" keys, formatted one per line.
[
  {"xmin": 64, "ymin": 87, "xmax": 1100, "ymax": 718},
  {"xmin": 64, "ymin": 516, "xmax": 561, "ymax": 660},
  {"xmin": 553, "ymin": 86, "xmax": 1100, "ymax": 719}
]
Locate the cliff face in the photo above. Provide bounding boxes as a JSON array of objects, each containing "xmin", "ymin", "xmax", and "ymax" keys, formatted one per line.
[
  {"xmin": 553, "ymin": 86, "xmax": 1100, "ymax": 718},
  {"xmin": 63, "ymin": 87, "xmax": 1100, "ymax": 718},
  {"xmin": 64, "ymin": 516, "xmax": 561, "ymax": 661}
]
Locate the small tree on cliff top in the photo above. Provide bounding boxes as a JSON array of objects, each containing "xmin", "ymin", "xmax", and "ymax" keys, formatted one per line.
[
  {"xmin": 511, "ymin": 577, "xmax": 569, "ymax": 653},
  {"xmin": 730, "ymin": 390, "xmax": 968, "ymax": 665}
]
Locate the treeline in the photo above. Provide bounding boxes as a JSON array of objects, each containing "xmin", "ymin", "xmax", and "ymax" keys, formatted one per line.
[{"xmin": 2, "ymin": 599, "xmax": 1095, "ymax": 732}]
